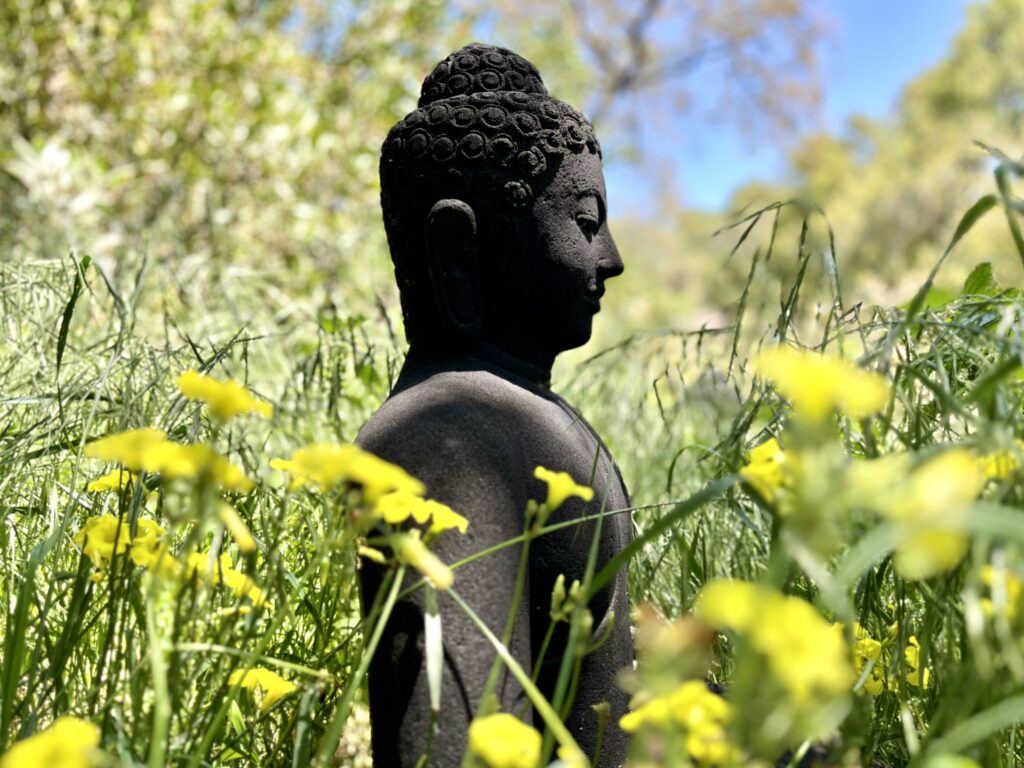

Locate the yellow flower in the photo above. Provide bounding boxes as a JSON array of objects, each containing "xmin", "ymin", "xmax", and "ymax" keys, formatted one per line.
[
  {"xmin": 185, "ymin": 551, "xmax": 234, "ymax": 582},
  {"xmin": 881, "ymin": 449, "xmax": 985, "ymax": 580},
  {"xmin": 85, "ymin": 468, "xmax": 143, "ymax": 493},
  {"xmin": 846, "ymin": 624, "xmax": 930, "ymax": 696},
  {"xmin": 426, "ymin": 500, "xmax": 468, "ymax": 535},
  {"xmin": 849, "ymin": 624, "xmax": 886, "ymax": 696},
  {"xmin": 692, "ymin": 580, "xmax": 762, "ymax": 631},
  {"xmin": 84, "ymin": 428, "xmax": 167, "ymax": 468},
  {"xmin": 888, "ymin": 449, "xmax": 986, "ymax": 521},
  {"xmin": 219, "ymin": 503, "xmax": 256, "ymax": 553},
  {"xmin": 0, "ymin": 716, "xmax": 100, "ymax": 768},
  {"xmin": 621, "ymin": 681, "xmax": 738, "ymax": 766},
  {"xmin": 228, "ymin": 667, "xmax": 298, "ymax": 712},
  {"xmin": 980, "ymin": 564, "xmax": 1024, "ymax": 623},
  {"xmin": 131, "ymin": 541, "xmax": 180, "ymax": 577},
  {"xmin": 142, "ymin": 442, "xmax": 254, "ymax": 492},
  {"xmin": 373, "ymin": 491, "xmax": 469, "ymax": 535},
  {"xmin": 978, "ymin": 440, "xmax": 1024, "ymax": 480},
  {"xmin": 374, "ymin": 490, "xmax": 433, "ymax": 525},
  {"xmin": 468, "ymin": 713, "xmax": 541, "ymax": 768},
  {"xmin": 271, "ymin": 443, "xmax": 424, "ymax": 501},
  {"xmin": 739, "ymin": 438, "xmax": 787, "ymax": 502},
  {"xmin": 127, "ymin": 519, "xmax": 179, "ymax": 575},
  {"xmin": 178, "ymin": 369, "xmax": 273, "ymax": 421},
  {"xmin": 755, "ymin": 346, "xmax": 890, "ymax": 421},
  {"xmin": 904, "ymin": 637, "xmax": 930, "ymax": 689},
  {"xmin": 391, "ymin": 531, "xmax": 454, "ymax": 590},
  {"xmin": 695, "ymin": 579, "xmax": 853, "ymax": 702},
  {"xmin": 221, "ymin": 568, "xmax": 267, "ymax": 607},
  {"xmin": 73, "ymin": 516, "xmax": 132, "ymax": 567},
  {"xmin": 895, "ymin": 530, "xmax": 970, "ymax": 582},
  {"xmin": 185, "ymin": 551, "xmax": 267, "ymax": 606},
  {"xmin": 533, "ymin": 466, "xmax": 594, "ymax": 511},
  {"xmin": 73, "ymin": 516, "xmax": 180, "ymax": 576},
  {"xmin": 980, "ymin": 450, "xmax": 1019, "ymax": 480}
]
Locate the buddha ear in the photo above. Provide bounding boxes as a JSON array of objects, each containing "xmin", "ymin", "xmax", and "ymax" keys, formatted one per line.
[{"xmin": 426, "ymin": 198, "xmax": 482, "ymax": 339}]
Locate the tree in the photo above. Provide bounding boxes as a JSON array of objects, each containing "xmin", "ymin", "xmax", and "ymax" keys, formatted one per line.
[
  {"xmin": 466, "ymin": 0, "xmax": 823, "ymax": 152},
  {"xmin": 775, "ymin": 0, "xmax": 1024, "ymax": 300}
]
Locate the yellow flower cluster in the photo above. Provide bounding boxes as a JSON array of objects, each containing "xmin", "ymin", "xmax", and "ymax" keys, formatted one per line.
[
  {"xmin": 740, "ymin": 439, "xmax": 989, "ymax": 579},
  {"xmin": 228, "ymin": 667, "xmax": 297, "ymax": 712},
  {"xmin": 755, "ymin": 346, "xmax": 891, "ymax": 421},
  {"xmin": 0, "ymin": 716, "xmax": 99, "ymax": 768},
  {"xmin": 695, "ymin": 580, "xmax": 853, "ymax": 704},
  {"xmin": 73, "ymin": 516, "xmax": 172, "ymax": 572},
  {"xmin": 271, "ymin": 443, "xmax": 424, "ymax": 501},
  {"xmin": 375, "ymin": 490, "xmax": 468, "ymax": 536},
  {"xmin": 178, "ymin": 370, "xmax": 273, "ymax": 422},
  {"xmin": 467, "ymin": 712, "xmax": 541, "ymax": 768},
  {"xmin": 272, "ymin": 443, "xmax": 471, "ymax": 589},
  {"xmin": 72, "ymin": 516, "xmax": 266, "ymax": 604},
  {"xmin": 874, "ymin": 449, "xmax": 986, "ymax": 580},
  {"xmin": 620, "ymin": 680, "xmax": 739, "ymax": 766},
  {"xmin": 848, "ymin": 624, "xmax": 929, "ymax": 696},
  {"xmin": 85, "ymin": 428, "xmax": 253, "ymax": 491}
]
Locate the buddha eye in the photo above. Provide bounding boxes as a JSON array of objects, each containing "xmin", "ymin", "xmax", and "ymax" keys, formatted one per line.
[{"xmin": 575, "ymin": 213, "xmax": 599, "ymax": 240}]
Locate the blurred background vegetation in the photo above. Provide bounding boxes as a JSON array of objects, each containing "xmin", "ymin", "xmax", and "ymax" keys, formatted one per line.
[
  {"xmin": 2, "ymin": 0, "xmax": 1022, "ymax": 501},
  {"xmin": 3, "ymin": 0, "xmax": 1022, "ymax": 352},
  {"xmin": 3, "ymin": 3, "xmax": 1024, "ymax": 763}
]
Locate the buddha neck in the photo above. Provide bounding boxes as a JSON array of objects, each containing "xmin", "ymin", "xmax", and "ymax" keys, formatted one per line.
[{"xmin": 397, "ymin": 339, "xmax": 553, "ymax": 392}]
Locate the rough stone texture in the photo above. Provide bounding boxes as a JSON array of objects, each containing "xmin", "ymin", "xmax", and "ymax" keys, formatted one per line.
[{"xmin": 359, "ymin": 43, "xmax": 631, "ymax": 767}]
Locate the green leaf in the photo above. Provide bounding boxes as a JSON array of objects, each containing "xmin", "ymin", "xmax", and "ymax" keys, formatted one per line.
[
  {"xmin": 228, "ymin": 699, "xmax": 246, "ymax": 737},
  {"xmin": 588, "ymin": 476, "xmax": 735, "ymax": 597},
  {"xmin": 925, "ymin": 695, "xmax": 1024, "ymax": 756},
  {"xmin": 56, "ymin": 253, "xmax": 91, "ymax": 377},
  {"xmin": 961, "ymin": 262, "xmax": 999, "ymax": 296}
]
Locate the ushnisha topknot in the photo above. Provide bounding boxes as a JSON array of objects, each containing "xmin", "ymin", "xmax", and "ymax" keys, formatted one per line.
[
  {"xmin": 417, "ymin": 43, "xmax": 548, "ymax": 105},
  {"xmin": 380, "ymin": 43, "xmax": 600, "ymax": 344}
]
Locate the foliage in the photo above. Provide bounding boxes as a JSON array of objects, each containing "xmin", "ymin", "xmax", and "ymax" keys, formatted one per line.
[
  {"xmin": 5, "ymin": 2, "xmax": 1024, "ymax": 767},
  {"xmin": 0, "ymin": 0, "xmax": 469, "ymax": 311},
  {"xmin": 4, "ymin": 144, "xmax": 1024, "ymax": 766}
]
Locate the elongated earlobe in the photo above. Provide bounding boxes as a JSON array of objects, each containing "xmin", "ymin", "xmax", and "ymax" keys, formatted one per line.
[{"xmin": 426, "ymin": 199, "xmax": 482, "ymax": 339}]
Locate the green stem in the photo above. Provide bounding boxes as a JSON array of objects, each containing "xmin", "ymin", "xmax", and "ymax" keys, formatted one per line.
[
  {"xmin": 476, "ymin": 510, "xmax": 534, "ymax": 717},
  {"xmin": 146, "ymin": 592, "xmax": 171, "ymax": 768},
  {"xmin": 446, "ymin": 588, "xmax": 582, "ymax": 757}
]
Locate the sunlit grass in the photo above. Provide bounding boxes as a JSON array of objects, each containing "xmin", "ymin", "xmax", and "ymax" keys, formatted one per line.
[{"xmin": 2, "ymin": 156, "xmax": 1024, "ymax": 766}]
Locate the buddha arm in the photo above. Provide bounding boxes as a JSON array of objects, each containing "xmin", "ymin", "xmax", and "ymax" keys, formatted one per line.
[{"xmin": 357, "ymin": 399, "xmax": 532, "ymax": 767}]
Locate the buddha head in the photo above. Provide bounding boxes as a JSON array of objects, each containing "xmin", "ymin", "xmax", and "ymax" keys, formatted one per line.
[{"xmin": 380, "ymin": 43, "xmax": 623, "ymax": 370}]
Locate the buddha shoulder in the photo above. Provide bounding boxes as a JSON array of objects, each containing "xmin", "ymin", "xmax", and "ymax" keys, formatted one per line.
[{"xmin": 356, "ymin": 368, "xmax": 573, "ymax": 460}]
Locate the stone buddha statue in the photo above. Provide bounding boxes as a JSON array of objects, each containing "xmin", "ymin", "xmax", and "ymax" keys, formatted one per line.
[{"xmin": 358, "ymin": 43, "xmax": 632, "ymax": 767}]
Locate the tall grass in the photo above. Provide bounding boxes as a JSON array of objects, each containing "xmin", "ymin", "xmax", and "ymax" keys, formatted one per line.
[{"xmin": 2, "ymin": 152, "xmax": 1024, "ymax": 766}]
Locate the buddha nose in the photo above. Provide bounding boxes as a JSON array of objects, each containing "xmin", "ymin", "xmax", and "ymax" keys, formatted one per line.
[{"xmin": 597, "ymin": 230, "xmax": 624, "ymax": 280}]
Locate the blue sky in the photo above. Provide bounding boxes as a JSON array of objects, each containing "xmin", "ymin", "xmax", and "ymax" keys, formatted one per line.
[{"xmin": 604, "ymin": 0, "xmax": 972, "ymax": 213}]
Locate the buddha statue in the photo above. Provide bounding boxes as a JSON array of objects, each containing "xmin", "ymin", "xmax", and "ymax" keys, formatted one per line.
[{"xmin": 358, "ymin": 43, "xmax": 632, "ymax": 767}]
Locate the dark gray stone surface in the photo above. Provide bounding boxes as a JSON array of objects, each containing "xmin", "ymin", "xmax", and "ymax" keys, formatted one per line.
[{"xmin": 358, "ymin": 43, "xmax": 632, "ymax": 767}]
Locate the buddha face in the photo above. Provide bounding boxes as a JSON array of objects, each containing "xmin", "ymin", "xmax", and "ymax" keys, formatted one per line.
[{"xmin": 481, "ymin": 150, "xmax": 623, "ymax": 368}]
